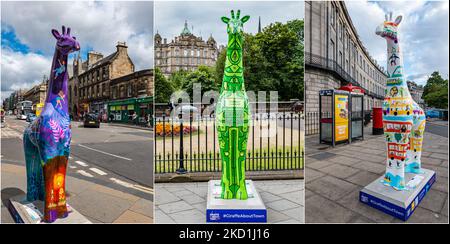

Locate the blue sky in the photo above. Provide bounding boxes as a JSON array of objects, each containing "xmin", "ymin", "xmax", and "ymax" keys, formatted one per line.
[
  {"xmin": 1, "ymin": 1, "xmax": 153, "ymax": 100},
  {"xmin": 346, "ymin": 0, "xmax": 449, "ymax": 85}
]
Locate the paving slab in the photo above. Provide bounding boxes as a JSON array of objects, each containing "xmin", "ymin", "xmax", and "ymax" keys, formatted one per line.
[
  {"xmin": 305, "ymin": 194, "xmax": 356, "ymax": 223},
  {"xmin": 318, "ymin": 164, "xmax": 360, "ymax": 179},
  {"xmin": 346, "ymin": 171, "xmax": 381, "ymax": 187},
  {"xmin": 155, "ymin": 180, "xmax": 304, "ymax": 223},
  {"xmin": 306, "ymin": 175, "xmax": 358, "ymax": 201},
  {"xmin": 169, "ymin": 209, "xmax": 205, "ymax": 223}
]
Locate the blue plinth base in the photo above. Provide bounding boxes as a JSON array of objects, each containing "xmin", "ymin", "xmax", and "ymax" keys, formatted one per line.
[
  {"xmin": 360, "ymin": 168, "xmax": 436, "ymax": 221},
  {"xmin": 206, "ymin": 180, "xmax": 267, "ymax": 223}
]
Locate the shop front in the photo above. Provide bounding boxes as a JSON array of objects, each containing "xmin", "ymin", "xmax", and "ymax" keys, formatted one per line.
[{"xmin": 107, "ymin": 96, "xmax": 153, "ymax": 126}]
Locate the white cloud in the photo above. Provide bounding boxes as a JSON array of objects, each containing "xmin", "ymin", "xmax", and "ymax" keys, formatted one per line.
[
  {"xmin": 155, "ymin": 1, "xmax": 304, "ymax": 46},
  {"xmin": 1, "ymin": 1, "xmax": 153, "ymax": 98},
  {"xmin": 346, "ymin": 0, "xmax": 449, "ymax": 85},
  {"xmin": 1, "ymin": 47, "xmax": 52, "ymax": 99}
]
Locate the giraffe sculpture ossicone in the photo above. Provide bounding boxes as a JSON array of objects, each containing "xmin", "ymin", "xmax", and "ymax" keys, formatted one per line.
[
  {"xmin": 24, "ymin": 26, "xmax": 80, "ymax": 222},
  {"xmin": 216, "ymin": 10, "xmax": 250, "ymax": 200},
  {"xmin": 376, "ymin": 13, "xmax": 426, "ymax": 191}
]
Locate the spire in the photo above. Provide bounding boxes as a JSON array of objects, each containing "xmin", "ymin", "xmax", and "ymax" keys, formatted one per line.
[
  {"xmin": 181, "ymin": 20, "xmax": 191, "ymax": 36},
  {"xmin": 258, "ymin": 16, "xmax": 261, "ymax": 33}
]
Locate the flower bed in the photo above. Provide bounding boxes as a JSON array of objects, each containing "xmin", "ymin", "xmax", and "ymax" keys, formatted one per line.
[{"xmin": 155, "ymin": 122, "xmax": 198, "ymax": 136}]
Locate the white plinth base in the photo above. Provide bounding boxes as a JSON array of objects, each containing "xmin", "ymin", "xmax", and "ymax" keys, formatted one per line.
[
  {"xmin": 360, "ymin": 168, "xmax": 436, "ymax": 221},
  {"xmin": 8, "ymin": 194, "xmax": 91, "ymax": 224},
  {"xmin": 206, "ymin": 180, "xmax": 267, "ymax": 223}
]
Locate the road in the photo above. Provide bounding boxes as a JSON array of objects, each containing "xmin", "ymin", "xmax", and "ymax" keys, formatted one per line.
[
  {"xmin": 1, "ymin": 115, "xmax": 153, "ymax": 195},
  {"xmin": 426, "ymin": 120, "xmax": 448, "ymax": 138}
]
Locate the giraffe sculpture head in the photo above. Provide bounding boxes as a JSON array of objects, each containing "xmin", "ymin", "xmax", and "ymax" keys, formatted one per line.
[
  {"xmin": 375, "ymin": 12, "xmax": 402, "ymax": 42},
  {"xmin": 221, "ymin": 10, "xmax": 250, "ymax": 35},
  {"xmin": 51, "ymin": 25, "xmax": 80, "ymax": 55}
]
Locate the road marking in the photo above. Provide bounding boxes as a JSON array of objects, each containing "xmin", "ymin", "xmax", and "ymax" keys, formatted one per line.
[
  {"xmin": 89, "ymin": 167, "xmax": 107, "ymax": 176},
  {"xmin": 75, "ymin": 160, "xmax": 88, "ymax": 167},
  {"xmin": 110, "ymin": 178, "xmax": 154, "ymax": 195},
  {"xmin": 69, "ymin": 156, "xmax": 73, "ymax": 159},
  {"xmin": 78, "ymin": 144, "xmax": 132, "ymax": 161},
  {"xmin": 69, "ymin": 165, "xmax": 77, "ymax": 169},
  {"xmin": 77, "ymin": 170, "xmax": 93, "ymax": 178}
]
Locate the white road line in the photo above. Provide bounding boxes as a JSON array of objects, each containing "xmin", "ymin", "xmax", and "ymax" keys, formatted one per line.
[
  {"xmin": 77, "ymin": 170, "xmax": 93, "ymax": 178},
  {"xmin": 75, "ymin": 160, "xmax": 88, "ymax": 167},
  {"xmin": 89, "ymin": 167, "xmax": 107, "ymax": 176},
  {"xmin": 110, "ymin": 178, "xmax": 154, "ymax": 195},
  {"xmin": 78, "ymin": 144, "xmax": 132, "ymax": 161},
  {"xmin": 69, "ymin": 156, "xmax": 73, "ymax": 159},
  {"xmin": 69, "ymin": 165, "xmax": 77, "ymax": 169}
]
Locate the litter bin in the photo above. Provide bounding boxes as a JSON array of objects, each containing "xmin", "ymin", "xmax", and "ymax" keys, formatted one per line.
[{"xmin": 373, "ymin": 107, "xmax": 383, "ymax": 135}]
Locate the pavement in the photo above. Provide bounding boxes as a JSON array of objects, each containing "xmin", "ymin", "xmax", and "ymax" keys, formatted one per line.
[
  {"xmin": 1, "ymin": 116, "xmax": 154, "ymax": 223},
  {"xmin": 305, "ymin": 122, "xmax": 448, "ymax": 223},
  {"xmin": 155, "ymin": 180, "xmax": 304, "ymax": 223}
]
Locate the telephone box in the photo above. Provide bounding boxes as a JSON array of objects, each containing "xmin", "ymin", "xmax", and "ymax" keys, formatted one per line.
[
  {"xmin": 319, "ymin": 89, "xmax": 350, "ymax": 147},
  {"xmin": 339, "ymin": 84, "xmax": 365, "ymax": 141}
]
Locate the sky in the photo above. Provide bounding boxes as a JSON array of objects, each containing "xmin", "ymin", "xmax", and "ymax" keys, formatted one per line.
[
  {"xmin": 346, "ymin": 0, "xmax": 449, "ymax": 85},
  {"xmin": 1, "ymin": 1, "xmax": 154, "ymax": 101},
  {"xmin": 154, "ymin": 1, "xmax": 304, "ymax": 46}
]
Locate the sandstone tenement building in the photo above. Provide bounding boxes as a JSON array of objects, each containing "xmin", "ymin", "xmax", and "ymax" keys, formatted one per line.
[{"xmin": 154, "ymin": 21, "xmax": 220, "ymax": 76}]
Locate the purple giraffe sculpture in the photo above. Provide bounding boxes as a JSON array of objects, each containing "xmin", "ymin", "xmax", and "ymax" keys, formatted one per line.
[{"xmin": 23, "ymin": 26, "xmax": 79, "ymax": 223}]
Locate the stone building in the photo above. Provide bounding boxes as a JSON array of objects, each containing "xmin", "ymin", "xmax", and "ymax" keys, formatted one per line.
[
  {"xmin": 155, "ymin": 21, "xmax": 219, "ymax": 76},
  {"xmin": 73, "ymin": 42, "xmax": 135, "ymax": 117},
  {"xmin": 23, "ymin": 79, "xmax": 47, "ymax": 113},
  {"xmin": 107, "ymin": 69, "xmax": 154, "ymax": 125},
  {"xmin": 5, "ymin": 89, "xmax": 25, "ymax": 114},
  {"xmin": 305, "ymin": 1, "xmax": 387, "ymax": 115},
  {"xmin": 407, "ymin": 81, "xmax": 425, "ymax": 107}
]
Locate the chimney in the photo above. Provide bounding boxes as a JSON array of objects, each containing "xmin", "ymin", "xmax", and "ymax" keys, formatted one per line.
[
  {"xmin": 116, "ymin": 41, "xmax": 128, "ymax": 54},
  {"xmin": 87, "ymin": 51, "xmax": 103, "ymax": 67}
]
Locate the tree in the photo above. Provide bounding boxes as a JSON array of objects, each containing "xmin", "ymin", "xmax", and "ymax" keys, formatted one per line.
[
  {"xmin": 154, "ymin": 68, "xmax": 174, "ymax": 103},
  {"xmin": 168, "ymin": 69, "xmax": 189, "ymax": 90},
  {"xmin": 214, "ymin": 19, "xmax": 304, "ymax": 101},
  {"xmin": 422, "ymin": 71, "xmax": 448, "ymax": 109},
  {"xmin": 181, "ymin": 65, "xmax": 219, "ymax": 100}
]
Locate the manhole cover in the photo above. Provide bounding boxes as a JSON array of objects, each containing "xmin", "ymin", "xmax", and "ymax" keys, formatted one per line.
[{"xmin": 310, "ymin": 152, "xmax": 337, "ymax": 160}]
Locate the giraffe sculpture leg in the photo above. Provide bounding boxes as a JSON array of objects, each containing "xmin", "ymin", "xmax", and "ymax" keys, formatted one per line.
[
  {"xmin": 217, "ymin": 93, "xmax": 250, "ymax": 200},
  {"xmin": 43, "ymin": 156, "xmax": 68, "ymax": 223},
  {"xmin": 24, "ymin": 128, "xmax": 45, "ymax": 202},
  {"xmin": 405, "ymin": 103, "xmax": 426, "ymax": 174},
  {"xmin": 218, "ymin": 125, "xmax": 249, "ymax": 200},
  {"xmin": 383, "ymin": 118, "xmax": 412, "ymax": 191}
]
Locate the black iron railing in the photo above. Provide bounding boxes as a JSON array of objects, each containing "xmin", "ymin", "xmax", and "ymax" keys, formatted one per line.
[{"xmin": 154, "ymin": 112, "xmax": 304, "ymax": 174}]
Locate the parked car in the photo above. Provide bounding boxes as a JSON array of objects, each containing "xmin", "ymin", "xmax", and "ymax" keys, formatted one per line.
[
  {"xmin": 26, "ymin": 113, "xmax": 37, "ymax": 123},
  {"xmin": 84, "ymin": 113, "xmax": 100, "ymax": 128}
]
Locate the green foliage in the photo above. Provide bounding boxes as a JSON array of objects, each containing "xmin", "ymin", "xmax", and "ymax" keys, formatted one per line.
[
  {"xmin": 422, "ymin": 71, "xmax": 448, "ymax": 109},
  {"xmin": 154, "ymin": 68, "xmax": 174, "ymax": 103},
  {"xmin": 181, "ymin": 65, "xmax": 220, "ymax": 98}
]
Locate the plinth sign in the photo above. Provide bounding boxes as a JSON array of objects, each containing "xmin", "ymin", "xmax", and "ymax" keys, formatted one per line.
[
  {"xmin": 207, "ymin": 10, "xmax": 267, "ymax": 223},
  {"xmin": 359, "ymin": 13, "xmax": 436, "ymax": 221},
  {"xmin": 9, "ymin": 26, "xmax": 89, "ymax": 223}
]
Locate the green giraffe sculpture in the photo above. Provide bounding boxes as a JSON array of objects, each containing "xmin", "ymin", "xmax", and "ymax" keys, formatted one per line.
[{"xmin": 216, "ymin": 10, "xmax": 250, "ymax": 200}]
